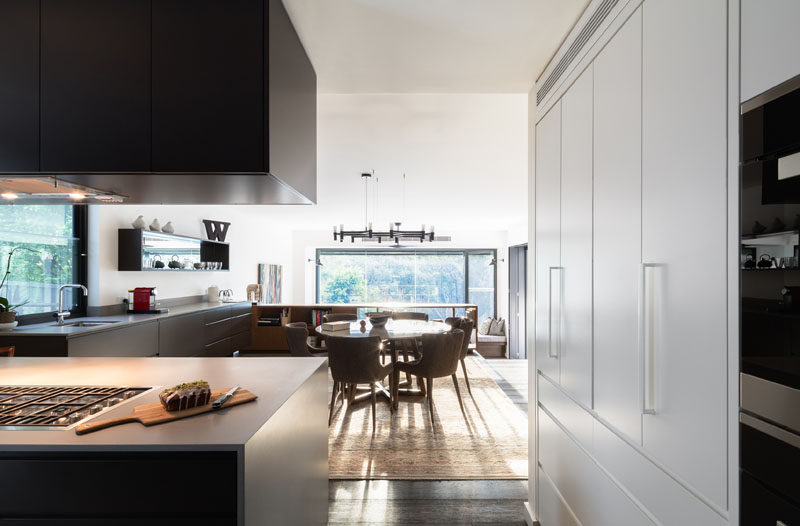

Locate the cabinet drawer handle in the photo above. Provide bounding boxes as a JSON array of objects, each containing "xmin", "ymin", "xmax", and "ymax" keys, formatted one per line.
[
  {"xmin": 640, "ymin": 263, "xmax": 657, "ymax": 414},
  {"xmin": 548, "ymin": 267, "xmax": 563, "ymax": 359}
]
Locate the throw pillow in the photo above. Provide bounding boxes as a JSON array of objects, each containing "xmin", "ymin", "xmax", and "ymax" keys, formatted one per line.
[
  {"xmin": 478, "ymin": 317, "xmax": 493, "ymax": 335},
  {"xmin": 489, "ymin": 317, "xmax": 505, "ymax": 336}
]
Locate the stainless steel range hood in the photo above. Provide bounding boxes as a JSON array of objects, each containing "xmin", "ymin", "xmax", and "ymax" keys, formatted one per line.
[
  {"xmin": 0, "ymin": 173, "xmax": 314, "ymax": 205},
  {"xmin": 0, "ymin": 176, "xmax": 125, "ymax": 204}
]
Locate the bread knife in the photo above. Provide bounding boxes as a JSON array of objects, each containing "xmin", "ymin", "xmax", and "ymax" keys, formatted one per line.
[{"xmin": 213, "ymin": 385, "xmax": 240, "ymax": 409}]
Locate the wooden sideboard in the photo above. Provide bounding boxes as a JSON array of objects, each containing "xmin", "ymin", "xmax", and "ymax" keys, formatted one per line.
[{"xmin": 247, "ymin": 303, "xmax": 479, "ymax": 353}]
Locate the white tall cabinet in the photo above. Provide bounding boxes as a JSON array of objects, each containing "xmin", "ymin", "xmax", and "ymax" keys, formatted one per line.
[
  {"xmin": 533, "ymin": 0, "xmax": 731, "ymax": 523},
  {"xmin": 592, "ymin": 8, "xmax": 643, "ymax": 444},
  {"xmin": 741, "ymin": 0, "xmax": 800, "ymax": 102},
  {"xmin": 640, "ymin": 0, "xmax": 728, "ymax": 508},
  {"xmin": 559, "ymin": 65, "xmax": 594, "ymax": 408},
  {"xmin": 535, "ymin": 102, "xmax": 561, "ymax": 383}
]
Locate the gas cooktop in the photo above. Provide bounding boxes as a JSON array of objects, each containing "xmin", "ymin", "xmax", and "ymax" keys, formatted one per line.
[{"xmin": 0, "ymin": 385, "xmax": 153, "ymax": 430}]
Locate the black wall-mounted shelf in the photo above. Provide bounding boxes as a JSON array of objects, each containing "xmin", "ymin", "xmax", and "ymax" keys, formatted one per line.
[{"xmin": 118, "ymin": 228, "xmax": 229, "ymax": 271}]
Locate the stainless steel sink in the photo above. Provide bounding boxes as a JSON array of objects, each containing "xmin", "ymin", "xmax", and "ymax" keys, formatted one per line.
[{"xmin": 54, "ymin": 320, "xmax": 120, "ymax": 327}]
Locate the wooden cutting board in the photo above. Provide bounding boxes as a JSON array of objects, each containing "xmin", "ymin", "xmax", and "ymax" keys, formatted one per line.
[{"xmin": 75, "ymin": 387, "xmax": 257, "ymax": 435}]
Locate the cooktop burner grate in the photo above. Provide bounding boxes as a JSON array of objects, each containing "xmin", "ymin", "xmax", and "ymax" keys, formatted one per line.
[{"xmin": 0, "ymin": 386, "xmax": 152, "ymax": 430}]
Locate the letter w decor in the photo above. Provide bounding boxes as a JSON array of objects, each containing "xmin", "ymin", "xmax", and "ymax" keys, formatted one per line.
[{"xmin": 202, "ymin": 220, "xmax": 231, "ymax": 242}]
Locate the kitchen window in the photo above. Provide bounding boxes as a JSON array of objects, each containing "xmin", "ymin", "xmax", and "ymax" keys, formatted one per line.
[
  {"xmin": 0, "ymin": 205, "xmax": 87, "ymax": 322},
  {"xmin": 316, "ymin": 249, "xmax": 496, "ymax": 321}
]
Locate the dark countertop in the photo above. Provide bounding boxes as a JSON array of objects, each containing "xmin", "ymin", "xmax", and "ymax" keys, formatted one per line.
[
  {"xmin": 5, "ymin": 301, "xmax": 251, "ymax": 338},
  {"xmin": 0, "ymin": 356, "xmax": 326, "ymax": 449}
]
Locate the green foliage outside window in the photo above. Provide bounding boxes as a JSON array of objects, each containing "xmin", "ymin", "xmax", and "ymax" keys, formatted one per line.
[
  {"xmin": 317, "ymin": 250, "xmax": 494, "ymax": 320},
  {"xmin": 0, "ymin": 205, "xmax": 77, "ymax": 315}
]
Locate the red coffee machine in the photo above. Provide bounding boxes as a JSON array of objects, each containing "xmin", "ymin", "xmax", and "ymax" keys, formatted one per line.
[{"xmin": 127, "ymin": 287, "xmax": 168, "ymax": 314}]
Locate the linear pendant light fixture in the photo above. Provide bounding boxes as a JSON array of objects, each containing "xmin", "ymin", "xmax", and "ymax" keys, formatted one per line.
[{"xmin": 333, "ymin": 172, "xmax": 436, "ymax": 244}]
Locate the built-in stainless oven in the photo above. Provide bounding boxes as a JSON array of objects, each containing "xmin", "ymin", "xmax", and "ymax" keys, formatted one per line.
[{"xmin": 741, "ymin": 74, "xmax": 800, "ymax": 525}]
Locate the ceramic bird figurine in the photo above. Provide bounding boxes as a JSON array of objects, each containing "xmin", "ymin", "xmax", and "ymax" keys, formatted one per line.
[
  {"xmin": 162, "ymin": 221, "xmax": 175, "ymax": 234},
  {"xmin": 149, "ymin": 218, "xmax": 161, "ymax": 232},
  {"xmin": 132, "ymin": 215, "xmax": 146, "ymax": 229}
]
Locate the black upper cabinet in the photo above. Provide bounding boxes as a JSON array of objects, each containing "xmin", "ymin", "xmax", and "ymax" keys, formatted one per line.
[
  {"xmin": 152, "ymin": 0, "xmax": 264, "ymax": 173},
  {"xmin": 40, "ymin": 0, "xmax": 151, "ymax": 172},
  {"xmin": 0, "ymin": 0, "xmax": 315, "ymax": 203},
  {"xmin": 0, "ymin": 1, "xmax": 39, "ymax": 172}
]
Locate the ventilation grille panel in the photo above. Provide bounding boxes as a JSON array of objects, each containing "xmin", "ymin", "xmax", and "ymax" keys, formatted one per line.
[{"xmin": 537, "ymin": 0, "xmax": 619, "ymax": 104}]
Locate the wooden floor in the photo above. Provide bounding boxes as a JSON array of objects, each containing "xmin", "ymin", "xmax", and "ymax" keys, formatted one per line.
[{"xmin": 328, "ymin": 356, "xmax": 529, "ymax": 525}]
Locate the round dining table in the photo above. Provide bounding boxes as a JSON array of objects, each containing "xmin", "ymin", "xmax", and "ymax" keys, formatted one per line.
[{"xmin": 316, "ymin": 319, "xmax": 452, "ymax": 409}]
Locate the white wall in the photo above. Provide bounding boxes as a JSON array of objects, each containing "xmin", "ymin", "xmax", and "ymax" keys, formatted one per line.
[
  {"xmin": 89, "ymin": 205, "xmax": 295, "ymax": 307},
  {"xmin": 313, "ymin": 93, "xmax": 527, "ymax": 231}
]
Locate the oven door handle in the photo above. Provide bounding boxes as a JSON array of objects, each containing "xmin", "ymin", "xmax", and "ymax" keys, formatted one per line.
[{"xmin": 740, "ymin": 412, "xmax": 800, "ymax": 449}]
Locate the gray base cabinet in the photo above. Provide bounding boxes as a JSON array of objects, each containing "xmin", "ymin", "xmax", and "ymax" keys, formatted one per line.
[
  {"xmin": 69, "ymin": 321, "xmax": 159, "ymax": 357},
  {"xmin": 3, "ymin": 304, "xmax": 251, "ymax": 358},
  {"xmin": 160, "ymin": 304, "xmax": 251, "ymax": 358}
]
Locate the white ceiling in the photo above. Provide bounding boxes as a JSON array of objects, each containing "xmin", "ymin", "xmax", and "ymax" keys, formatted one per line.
[{"xmin": 283, "ymin": 0, "xmax": 591, "ymax": 93}]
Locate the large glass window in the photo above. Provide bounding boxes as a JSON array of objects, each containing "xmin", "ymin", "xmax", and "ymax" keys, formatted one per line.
[
  {"xmin": 0, "ymin": 205, "xmax": 86, "ymax": 318},
  {"xmin": 316, "ymin": 249, "xmax": 495, "ymax": 321}
]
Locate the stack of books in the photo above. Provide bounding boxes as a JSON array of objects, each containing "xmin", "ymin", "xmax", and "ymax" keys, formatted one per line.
[
  {"xmin": 310, "ymin": 308, "xmax": 332, "ymax": 327},
  {"xmin": 321, "ymin": 320, "xmax": 351, "ymax": 332}
]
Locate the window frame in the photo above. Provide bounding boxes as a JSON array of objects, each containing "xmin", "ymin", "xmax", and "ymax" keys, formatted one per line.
[
  {"xmin": 315, "ymin": 247, "xmax": 497, "ymax": 317},
  {"xmin": 11, "ymin": 205, "xmax": 88, "ymax": 325}
]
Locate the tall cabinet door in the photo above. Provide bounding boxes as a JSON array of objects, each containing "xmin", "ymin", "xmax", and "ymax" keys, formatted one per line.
[
  {"xmin": 641, "ymin": 0, "xmax": 727, "ymax": 508},
  {"xmin": 560, "ymin": 65, "xmax": 594, "ymax": 407},
  {"xmin": 0, "ymin": 0, "xmax": 39, "ymax": 172},
  {"xmin": 152, "ymin": 0, "xmax": 264, "ymax": 173},
  {"xmin": 40, "ymin": 0, "xmax": 151, "ymax": 171},
  {"xmin": 535, "ymin": 102, "xmax": 562, "ymax": 382},
  {"xmin": 592, "ymin": 9, "xmax": 643, "ymax": 444}
]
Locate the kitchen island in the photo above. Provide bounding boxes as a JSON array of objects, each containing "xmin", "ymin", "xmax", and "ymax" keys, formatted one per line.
[{"xmin": 0, "ymin": 357, "xmax": 328, "ymax": 525}]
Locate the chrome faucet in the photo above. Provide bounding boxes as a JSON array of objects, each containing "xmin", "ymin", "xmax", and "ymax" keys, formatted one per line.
[{"xmin": 56, "ymin": 284, "xmax": 88, "ymax": 325}]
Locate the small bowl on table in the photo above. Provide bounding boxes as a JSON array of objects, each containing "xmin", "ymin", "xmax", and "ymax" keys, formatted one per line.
[{"xmin": 366, "ymin": 312, "xmax": 392, "ymax": 328}]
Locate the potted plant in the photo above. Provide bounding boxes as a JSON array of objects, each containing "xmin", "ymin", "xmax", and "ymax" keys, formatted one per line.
[{"xmin": 0, "ymin": 246, "xmax": 38, "ymax": 324}]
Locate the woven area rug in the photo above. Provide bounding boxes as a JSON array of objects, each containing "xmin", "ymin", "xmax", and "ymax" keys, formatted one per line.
[{"xmin": 328, "ymin": 358, "xmax": 528, "ymax": 480}]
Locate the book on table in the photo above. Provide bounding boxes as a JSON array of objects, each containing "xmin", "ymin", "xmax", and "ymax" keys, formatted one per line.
[{"xmin": 321, "ymin": 321, "xmax": 351, "ymax": 332}]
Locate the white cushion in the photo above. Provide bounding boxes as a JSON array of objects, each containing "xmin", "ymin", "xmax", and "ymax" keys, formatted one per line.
[
  {"xmin": 489, "ymin": 317, "xmax": 505, "ymax": 336},
  {"xmin": 478, "ymin": 317, "xmax": 493, "ymax": 335},
  {"xmin": 478, "ymin": 334, "xmax": 507, "ymax": 343}
]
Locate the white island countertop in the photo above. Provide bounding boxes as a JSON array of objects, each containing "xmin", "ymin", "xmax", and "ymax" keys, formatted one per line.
[{"xmin": 0, "ymin": 357, "xmax": 326, "ymax": 449}]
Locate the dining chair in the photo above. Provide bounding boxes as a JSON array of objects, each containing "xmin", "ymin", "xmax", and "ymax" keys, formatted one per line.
[
  {"xmin": 284, "ymin": 322, "xmax": 326, "ymax": 357},
  {"xmin": 0, "ymin": 346, "xmax": 14, "ymax": 357},
  {"xmin": 390, "ymin": 311, "xmax": 428, "ymax": 387},
  {"xmin": 325, "ymin": 335, "xmax": 393, "ymax": 430},
  {"xmin": 394, "ymin": 329, "xmax": 465, "ymax": 426},
  {"xmin": 445, "ymin": 316, "xmax": 476, "ymax": 397},
  {"xmin": 323, "ymin": 313, "xmax": 357, "ymax": 323}
]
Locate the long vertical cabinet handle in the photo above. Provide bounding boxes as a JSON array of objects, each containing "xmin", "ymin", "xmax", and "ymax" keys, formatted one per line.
[
  {"xmin": 640, "ymin": 263, "xmax": 657, "ymax": 414},
  {"xmin": 548, "ymin": 266, "xmax": 563, "ymax": 358}
]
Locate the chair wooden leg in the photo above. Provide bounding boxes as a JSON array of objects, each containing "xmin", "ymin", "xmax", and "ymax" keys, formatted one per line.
[
  {"xmin": 329, "ymin": 381, "xmax": 339, "ymax": 426},
  {"xmin": 417, "ymin": 374, "xmax": 426, "ymax": 396},
  {"xmin": 370, "ymin": 383, "xmax": 377, "ymax": 432},
  {"xmin": 451, "ymin": 374, "xmax": 466, "ymax": 414},
  {"xmin": 427, "ymin": 377, "xmax": 434, "ymax": 426},
  {"xmin": 461, "ymin": 359, "xmax": 473, "ymax": 397}
]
